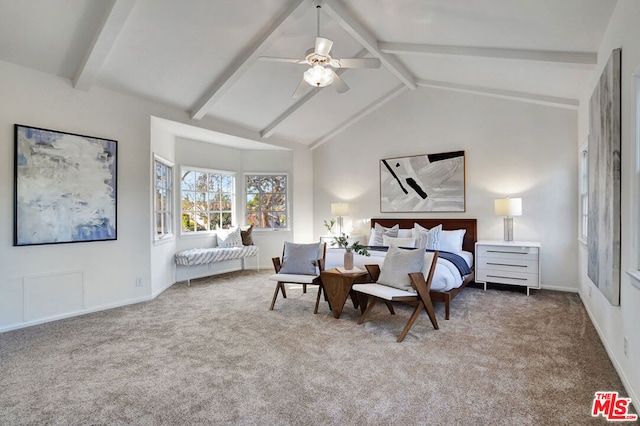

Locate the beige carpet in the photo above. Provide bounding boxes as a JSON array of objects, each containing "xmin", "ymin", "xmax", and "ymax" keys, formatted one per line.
[{"xmin": 0, "ymin": 270, "xmax": 636, "ymax": 425}]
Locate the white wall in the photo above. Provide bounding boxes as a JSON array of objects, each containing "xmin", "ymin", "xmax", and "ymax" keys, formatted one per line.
[
  {"xmin": 0, "ymin": 60, "xmax": 314, "ymax": 331},
  {"xmin": 0, "ymin": 61, "xmax": 153, "ymax": 331},
  {"xmin": 577, "ymin": 0, "xmax": 640, "ymax": 407},
  {"xmin": 314, "ymin": 87, "xmax": 578, "ymax": 291}
]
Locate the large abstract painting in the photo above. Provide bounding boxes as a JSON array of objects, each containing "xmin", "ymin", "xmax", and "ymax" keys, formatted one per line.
[
  {"xmin": 380, "ymin": 150, "xmax": 465, "ymax": 212},
  {"xmin": 14, "ymin": 125, "xmax": 117, "ymax": 246},
  {"xmin": 587, "ymin": 48, "xmax": 621, "ymax": 306}
]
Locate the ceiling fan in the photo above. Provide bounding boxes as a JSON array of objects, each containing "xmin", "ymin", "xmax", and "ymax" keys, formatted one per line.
[{"xmin": 259, "ymin": 4, "xmax": 381, "ymax": 98}]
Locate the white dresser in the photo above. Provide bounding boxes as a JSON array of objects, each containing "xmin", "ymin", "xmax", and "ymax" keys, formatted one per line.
[{"xmin": 475, "ymin": 240, "xmax": 541, "ymax": 295}]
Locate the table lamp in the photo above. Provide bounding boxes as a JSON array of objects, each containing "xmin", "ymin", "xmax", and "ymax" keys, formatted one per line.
[
  {"xmin": 331, "ymin": 202, "xmax": 349, "ymax": 235},
  {"xmin": 494, "ymin": 197, "xmax": 522, "ymax": 242}
]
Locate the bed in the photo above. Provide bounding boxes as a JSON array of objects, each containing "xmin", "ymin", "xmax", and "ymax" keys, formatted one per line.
[{"xmin": 324, "ymin": 218, "xmax": 477, "ymax": 319}]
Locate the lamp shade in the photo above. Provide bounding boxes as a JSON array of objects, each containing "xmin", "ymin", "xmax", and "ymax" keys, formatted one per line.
[
  {"xmin": 494, "ymin": 198, "xmax": 522, "ymax": 216},
  {"xmin": 331, "ymin": 202, "xmax": 349, "ymax": 216}
]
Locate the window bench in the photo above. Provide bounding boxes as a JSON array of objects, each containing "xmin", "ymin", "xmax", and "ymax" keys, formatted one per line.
[{"xmin": 175, "ymin": 245, "xmax": 260, "ymax": 286}]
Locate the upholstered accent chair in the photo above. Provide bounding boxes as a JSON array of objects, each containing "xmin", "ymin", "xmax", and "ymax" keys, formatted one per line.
[
  {"xmin": 269, "ymin": 242, "xmax": 326, "ymax": 312},
  {"xmin": 353, "ymin": 250, "xmax": 439, "ymax": 342}
]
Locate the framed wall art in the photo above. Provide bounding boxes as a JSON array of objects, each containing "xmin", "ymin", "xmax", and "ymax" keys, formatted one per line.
[
  {"xmin": 14, "ymin": 124, "xmax": 117, "ymax": 246},
  {"xmin": 380, "ymin": 150, "xmax": 465, "ymax": 212},
  {"xmin": 587, "ymin": 48, "xmax": 621, "ymax": 306}
]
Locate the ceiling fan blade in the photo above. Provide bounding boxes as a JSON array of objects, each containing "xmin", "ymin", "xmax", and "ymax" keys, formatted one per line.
[
  {"xmin": 331, "ymin": 57, "xmax": 381, "ymax": 69},
  {"xmin": 259, "ymin": 56, "xmax": 306, "ymax": 64},
  {"xmin": 330, "ymin": 71, "xmax": 349, "ymax": 94},
  {"xmin": 315, "ymin": 37, "xmax": 333, "ymax": 57},
  {"xmin": 292, "ymin": 77, "xmax": 309, "ymax": 98}
]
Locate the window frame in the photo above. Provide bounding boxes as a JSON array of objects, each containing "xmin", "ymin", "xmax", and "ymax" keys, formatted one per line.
[
  {"xmin": 244, "ymin": 173, "xmax": 289, "ymax": 231},
  {"xmin": 153, "ymin": 154, "xmax": 174, "ymax": 241},
  {"xmin": 180, "ymin": 166, "xmax": 236, "ymax": 235}
]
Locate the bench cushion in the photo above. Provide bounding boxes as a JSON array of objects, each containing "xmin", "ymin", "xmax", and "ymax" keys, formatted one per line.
[{"xmin": 175, "ymin": 245, "xmax": 259, "ymax": 266}]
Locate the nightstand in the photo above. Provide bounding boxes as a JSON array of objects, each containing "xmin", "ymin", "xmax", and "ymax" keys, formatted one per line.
[{"xmin": 475, "ymin": 240, "xmax": 541, "ymax": 295}]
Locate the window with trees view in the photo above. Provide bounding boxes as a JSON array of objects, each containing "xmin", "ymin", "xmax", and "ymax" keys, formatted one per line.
[
  {"xmin": 246, "ymin": 174, "xmax": 287, "ymax": 229},
  {"xmin": 181, "ymin": 167, "xmax": 235, "ymax": 233},
  {"xmin": 154, "ymin": 157, "xmax": 173, "ymax": 239}
]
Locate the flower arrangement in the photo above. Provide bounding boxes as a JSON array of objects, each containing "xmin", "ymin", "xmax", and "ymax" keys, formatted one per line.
[{"xmin": 323, "ymin": 219, "xmax": 370, "ymax": 256}]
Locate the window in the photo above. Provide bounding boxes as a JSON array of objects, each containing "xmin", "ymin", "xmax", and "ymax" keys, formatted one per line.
[
  {"xmin": 246, "ymin": 174, "xmax": 288, "ymax": 229},
  {"xmin": 579, "ymin": 147, "xmax": 588, "ymax": 242},
  {"xmin": 154, "ymin": 156, "xmax": 173, "ymax": 240},
  {"xmin": 181, "ymin": 167, "xmax": 235, "ymax": 233}
]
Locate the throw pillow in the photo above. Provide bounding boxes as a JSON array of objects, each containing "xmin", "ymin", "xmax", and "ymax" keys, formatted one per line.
[
  {"xmin": 382, "ymin": 235, "xmax": 415, "ymax": 248},
  {"xmin": 368, "ymin": 223, "xmax": 400, "ymax": 246},
  {"xmin": 376, "ymin": 245, "xmax": 425, "ymax": 292},
  {"xmin": 216, "ymin": 227, "xmax": 243, "ymax": 248},
  {"xmin": 240, "ymin": 224, "xmax": 254, "ymax": 245},
  {"xmin": 439, "ymin": 229, "xmax": 466, "ymax": 253},
  {"xmin": 413, "ymin": 223, "xmax": 442, "ymax": 250},
  {"xmin": 279, "ymin": 242, "xmax": 321, "ymax": 275}
]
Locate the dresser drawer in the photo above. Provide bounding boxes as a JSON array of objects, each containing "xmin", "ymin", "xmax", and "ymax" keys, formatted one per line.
[
  {"xmin": 477, "ymin": 257, "xmax": 539, "ymax": 274},
  {"xmin": 477, "ymin": 245, "xmax": 539, "ymax": 261},
  {"xmin": 476, "ymin": 270, "xmax": 539, "ymax": 287}
]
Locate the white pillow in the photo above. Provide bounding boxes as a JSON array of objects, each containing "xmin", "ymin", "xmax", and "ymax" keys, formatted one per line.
[
  {"xmin": 216, "ymin": 227, "xmax": 243, "ymax": 248},
  {"xmin": 377, "ymin": 245, "xmax": 425, "ymax": 292},
  {"xmin": 413, "ymin": 223, "xmax": 442, "ymax": 250},
  {"xmin": 382, "ymin": 235, "xmax": 415, "ymax": 248},
  {"xmin": 368, "ymin": 223, "xmax": 400, "ymax": 246},
  {"xmin": 439, "ymin": 229, "xmax": 466, "ymax": 253},
  {"xmin": 397, "ymin": 229, "xmax": 413, "ymax": 238}
]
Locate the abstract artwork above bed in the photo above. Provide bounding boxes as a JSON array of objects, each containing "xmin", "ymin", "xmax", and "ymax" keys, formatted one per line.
[
  {"xmin": 587, "ymin": 48, "xmax": 621, "ymax": 306},
  {"xmin": 380, "ymin": 151, "xmax": 465, "ymax": 212},
  {"xmin": 13, "ymin": 124, "xmax": 117, "ymax": 246}
]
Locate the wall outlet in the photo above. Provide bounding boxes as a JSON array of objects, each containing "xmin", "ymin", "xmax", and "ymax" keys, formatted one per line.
[
  {"xmin": 624, "ymin": 336, "xmax": 628, "ymax": 358},
  {"xmin": 135, "ymin": 277, "xmax": 143, "ymax": 287}
]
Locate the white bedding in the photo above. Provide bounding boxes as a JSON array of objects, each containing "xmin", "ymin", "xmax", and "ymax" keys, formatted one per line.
[{"xmin": 325, "ymin": 248, "xmax": 473, "ymax": 292}]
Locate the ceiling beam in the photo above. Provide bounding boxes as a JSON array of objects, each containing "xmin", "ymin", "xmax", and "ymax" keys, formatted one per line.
[
  {"xmin": 260, "ymin": 49, "xmax": 369, "ymax": 139},
  {"xmin": 73, "ymin": 0, "xmax": 137, "ymax": 91},
  {"xmin": 379, "ymin": 42, "xmax": 597, "ymax": 65},
  {"xmin": 309, "ymin": 84, "xmax": 408, "ymax": 149},
  {"xmin": 320, "ymin": 0, "xmax": 416, "ymax": 90},
  {"xmin": 190, "ymin": 0, "xmax": 307, "ymax": 120},
  {"xmin": 415, "ymin": 79, "xmax": 579, "ymax": 110}
]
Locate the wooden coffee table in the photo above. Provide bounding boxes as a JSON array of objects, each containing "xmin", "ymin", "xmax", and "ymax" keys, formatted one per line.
[{"xmin": 320, "ymin": 268, "xmax": 368, "ymax": 319}]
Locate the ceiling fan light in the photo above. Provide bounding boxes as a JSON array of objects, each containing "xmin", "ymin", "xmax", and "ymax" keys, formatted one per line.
[{"xmin": 303, "ymin": 65, "xmax": 334, "ymax": 87}]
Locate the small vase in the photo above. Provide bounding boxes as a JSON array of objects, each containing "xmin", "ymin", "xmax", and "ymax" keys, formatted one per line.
[{"xmin": 344, "ymin": 251, "xmax": 354, "ymax": 270}]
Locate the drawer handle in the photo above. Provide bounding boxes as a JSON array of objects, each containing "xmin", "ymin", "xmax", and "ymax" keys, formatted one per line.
[
  {"xmin": 486, "ymin": 250, "xmax": 529, "ymax": 254},
  {"xmin": 486, "ymin": 262, "xmax": 528, "ymax": 268},
  {"xmin": 486, "ymin": 274, "xmax": 528, "ymax": 281}
]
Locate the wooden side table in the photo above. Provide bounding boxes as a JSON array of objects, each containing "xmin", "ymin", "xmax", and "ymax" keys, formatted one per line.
[{"xmin": 320, "ymin": 268, "xmax": 368, "ymax": 318}]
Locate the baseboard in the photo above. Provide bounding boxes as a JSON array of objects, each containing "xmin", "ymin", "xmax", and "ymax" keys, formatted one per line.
[
  {"xmin": 540, "ymin": 284, "xmax": 578, "ymax": 293},
  {"xmin": 0, "ymin": 295, "xmax": 153, "ymax": 334},
  {"xmin": 579, "ymin": 291, "xmax": 639, "ymax": 413}
]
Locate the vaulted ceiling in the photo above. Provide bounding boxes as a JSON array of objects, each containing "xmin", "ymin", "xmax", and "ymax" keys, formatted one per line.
[{"xmin": 0, "ymin": 0, "xmax": 617, "ymax": 148}]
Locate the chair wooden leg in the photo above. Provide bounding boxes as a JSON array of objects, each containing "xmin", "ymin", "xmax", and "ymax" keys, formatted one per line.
[
  {"xmin": 397, "ymin": 302, "xmax": 424, "ymax": 342},
  {"xmin": 314, "ymin": 285, "xmax": 323, "ymax": 314},
  {"xmin": 384, "ymin": 301, "xmax": 395, "ymax": 314},
  {"xmin": 422, "ymin": 294, "xmax": 439, "ymax": 330},
  {"xmin": 357, "ymin": 297, "xmax": 378, "ymax": 325},
  {"xmin": 303, "ymin": 283, "xmax": 307, "ymax": 293},
  {"xmin": 270, "ymin": 282, "xmax": 286, "ymax": 310}
]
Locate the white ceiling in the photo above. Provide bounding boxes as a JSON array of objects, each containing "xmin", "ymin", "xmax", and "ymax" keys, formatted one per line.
[{"xmin": 0, "ymin": 0, "xmax": 617, "ymax": 147}]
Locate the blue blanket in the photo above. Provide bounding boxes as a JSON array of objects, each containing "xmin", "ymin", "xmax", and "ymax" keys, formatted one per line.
[{"xmin": 365, "ymin": 246, "xmax": 472, "ymax": 277}]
